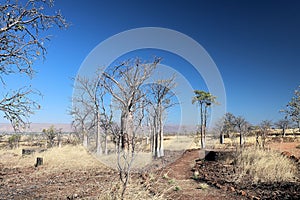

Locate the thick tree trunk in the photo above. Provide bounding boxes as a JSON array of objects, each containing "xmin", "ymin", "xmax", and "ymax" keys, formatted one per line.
[
  {"xmin": 121, "ymin": 112, "xmax": 126, "ymax": 150},
  {"xmin": 159, "ymin": 125, "xmax": 164, "ymax": 157},
  {"xmin": 96, "ymin": 110, "xmax": 102, "ymax": 155},
  {"xmin": 104, "ymin": 133, "xmax": 108, "ymax": 155},
  {"xmin": 157, "ymin": 106, "xmax": 164, "ymax": 157},
  {"xmin": 83, "ymin": 132, "xmax": 88, "ymax": 148}
]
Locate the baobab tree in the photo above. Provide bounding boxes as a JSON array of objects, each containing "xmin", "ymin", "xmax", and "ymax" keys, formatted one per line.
[
  {"xmin": 101, "ymin": 57, "xmax": 160, "ymax": 198},
  {"xmin": 192, "ymin": 90, "xmax": 217, "ymax": 149},
  {"xmin": 213, "ymin": 117, "xmax": 225, "ymax": 144},
  {"xmin": 71, "ymin": 74, "xmax": 109, "ymax": 155},
  {"xmin": 275, "ymin": 118, "xmax": 290, "ymax": 137},
  {"xmin": 235, "ymin": 116, "xmax": 250, "ymax": 147},
  {"xmin": 147, "ymin": 76, "xmax": 176, "ymax": 158},
  {"xmin": 259, "ymin": 120, "xmax": 272, "ymax": 149},
  {"xmin": 0, "ymin": 0, "xmax": 67, "ymax": 130}
]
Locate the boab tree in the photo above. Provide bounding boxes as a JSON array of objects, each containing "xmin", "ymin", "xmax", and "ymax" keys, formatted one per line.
[
  {"xmin": 0, "ymin": 0, "xmax": 67, "ymax": 130},
  {"xmin": 275, "ymin": 118, "xmax": 290, "ymax": 137},
  {"xmin": 192, "ymin": 90, "xmax": 217, "ymax": 149},
  {"xmin": 259, "ymin": 120, "xmax": 272, "ymax": 149},
  {"xmin": 148, "ymin": 76, "xmax": 176, "ymax": 158},
  {"xmin": 235, "ymin": 116, "xmax": 250, "ymax": 147},
  {"xmin": 71, "ymin": 76, "xmax": 98, "ymax": 151},
  {"xmin": 101, "ymin": 57, "xmax": 160, "ymax": 198}
]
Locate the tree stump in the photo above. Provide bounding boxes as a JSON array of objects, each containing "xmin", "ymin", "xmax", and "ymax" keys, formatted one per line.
[
  {"xmin": 35, "ymin": 157, "xmax": 43, "ymax": 167},
  {"xmin": 22, "ymin": 149, "xmax": 35, "ymax": 156}
]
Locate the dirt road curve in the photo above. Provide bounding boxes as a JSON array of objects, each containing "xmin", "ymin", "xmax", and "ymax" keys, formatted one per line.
[{"xmin": 161, "ymin": 149, "xmax": 241, "ymax": 200}]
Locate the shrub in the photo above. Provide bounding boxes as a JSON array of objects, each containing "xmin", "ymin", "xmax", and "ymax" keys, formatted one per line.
[
  {"xmin": 235, "ymin": 147, "xmax": 297, "ymax": 183},
  {"xmin": 8, "ymin": 134, "xmax": 21, "ymax": 149}
]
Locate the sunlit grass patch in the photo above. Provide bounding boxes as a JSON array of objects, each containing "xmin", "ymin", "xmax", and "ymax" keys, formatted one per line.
[{"xmin": 235, "ymin": 147, "xmax": 298, "ymax": 183}]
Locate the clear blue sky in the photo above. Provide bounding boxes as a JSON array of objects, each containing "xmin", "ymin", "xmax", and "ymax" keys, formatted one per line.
[{"xmin": 1, "ymin": 0, "xmax": 299, "ymax": 125}]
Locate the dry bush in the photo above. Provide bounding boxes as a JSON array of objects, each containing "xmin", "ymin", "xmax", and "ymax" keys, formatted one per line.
[{"xmin": 235, "ymin": 147, "xmax": 298, "ymax": 183}]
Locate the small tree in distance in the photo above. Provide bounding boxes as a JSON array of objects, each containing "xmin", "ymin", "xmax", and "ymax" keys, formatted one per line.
[
  {"xmin": 259, "ymin": 120, "xmax": 272, "ymax": 149},
  {"xmin": 275, "ymin": 118, "xmax": 290, "ymax": 137}
]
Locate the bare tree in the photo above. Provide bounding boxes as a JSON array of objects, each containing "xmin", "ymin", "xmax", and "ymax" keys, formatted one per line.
[
  {"xmin": 70, "ymin": 103, "xmax": 95, "ymax": 148},
  {"xmin": 71, "ymin": 75, "xmax": 105, "ymax": 155},
  {"xmin": 0, "ymin": 0, "xmax": 68, "ymax": 130},
  {"xmin": 234, "ymin": 116, "xmax": 250, "ymax": 147},
  {"xmin": 101, "ymin": 58, "xmax": 160, "ymax": 198},
  {"xmin": 147, "ymin": 76, "xmax": 176, "ymax": 158},
  {"xmin": 213, "ymin": 117, "xmax": 225, "ymax": 144},
  {"xmin": 259, "ymin": 120, "xmax": 272, "ymax": 149},
  {"xmin": 275, "ymin": 118, "xmax": 290, "ymax": 137},
  {"xmin": 0, "ymin": 87, "xmax": 40, "ymax": 130}
]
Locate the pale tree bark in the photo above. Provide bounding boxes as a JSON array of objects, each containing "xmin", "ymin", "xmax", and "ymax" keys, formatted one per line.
[
  {"xmin": 148, "ymin": 77, "xmax": 176, "ymax": 158},
  {"xmin": 71, "ymin": 75, "xmax": 107, "ymax": 155},
  {"xmin": 96, "ymin": 108, "xmax": 102, "ymax": 155},
  {"xmin": 101, "ymin": 58, "xmax": 160, "ymax": 198}
]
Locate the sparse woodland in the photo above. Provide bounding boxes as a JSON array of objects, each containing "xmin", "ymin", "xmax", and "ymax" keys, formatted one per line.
[{"xmin": 0, "ymin": 1, "xmax": 300, "ymax": 200}]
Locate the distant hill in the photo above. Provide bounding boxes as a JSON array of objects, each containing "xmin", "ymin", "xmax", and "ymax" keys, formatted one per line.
[
  {"xmin": 0, "ymin": 123, "xmax": 196, "ymax": 134},
  {"xmin": 0, "ymin": 123, "xmax": 73, "ymax": 133}
]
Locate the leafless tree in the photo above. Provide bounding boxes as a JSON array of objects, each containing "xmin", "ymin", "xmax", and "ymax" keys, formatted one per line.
[
  {"xmin": 70, "ymin": 103, "xmax": 95, "ymax": 148},
  {"xmin": 259, "ymin": 120, "xmax": 272, "ymax": 149},
  {"xmin": 71, "ymin": 75, "xmax": 105, "ymax": 155},
  {"xmin": 147, "ymin": 76, "xmax": 176, "ymax": 158},
  {"xmin": 213, "ymin": 117, "xmax": 225, "ymax": 144},
  {"xmin": 0, "ymin": 0, "xmax": 68, "ymax": 130},
  {"xmin": 234, "ymin": 116, "xmax": 250, "ymax": 147},
  {"xmin": 275, "ymin": 118, "xmax": 290, "ymax": 137},
  {"xmin": 101, "ymin": 57, "xmax": 160, "ymax": 198}
]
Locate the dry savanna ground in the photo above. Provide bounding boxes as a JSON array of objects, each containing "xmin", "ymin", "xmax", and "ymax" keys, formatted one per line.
[{"xmin": 0, "ymin": 134, "xmax": 299, "ymax": 199}]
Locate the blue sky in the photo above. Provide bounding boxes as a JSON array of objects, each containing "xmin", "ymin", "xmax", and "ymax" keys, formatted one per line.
[{"xmin": 1, "ymin": 0, "xmax": 299, "ymax": 125}]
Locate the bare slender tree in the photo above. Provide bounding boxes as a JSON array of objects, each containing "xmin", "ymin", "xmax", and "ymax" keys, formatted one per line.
[
  {"xmin": 147, "ymin": 76, "xmax": 176, "ymax": 158},
  {"xmin": 0, "ymin": 0, "xmax": 68, "ymax": 130},
  {"xmin": 71, "ymin": 75, "xmax": 105, "ymax": 155}
]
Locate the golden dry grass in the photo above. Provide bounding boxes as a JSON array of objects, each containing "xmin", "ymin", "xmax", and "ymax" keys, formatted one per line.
[
  {"xmin": 163, "ymin": 135, "xmax": 196, "ymax": 150},
  {"xmin": 236, "ymin": 147, "xmax": 298, "ymax": 183},
  {"xmin": 0, "ymin": 145, "xmax": 106, "ymax": 171},
  {"xmin": 98, "ymin": 152, "xmax": 153, "ymax": 170}
]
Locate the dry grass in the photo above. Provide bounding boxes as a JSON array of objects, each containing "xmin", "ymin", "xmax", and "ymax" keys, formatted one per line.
[
  {"xmin": 98, "ymin": 152, "xmax": 152, "ymax": 170},
  {"xmin": 0, "ymin": 145, "xmax": 106, "ymax": 171},
  {"xmin": 235, "ymin": 147, "xmax": 298, "ymax": 183},
  {"xmin": 164, "ymin": 135, "xmax": 196, "ymax": 150}
]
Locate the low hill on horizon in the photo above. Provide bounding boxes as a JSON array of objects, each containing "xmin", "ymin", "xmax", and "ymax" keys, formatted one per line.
[{"xmin": 0, "ymin": 123, "xmax": 73, "ymax": 133}]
